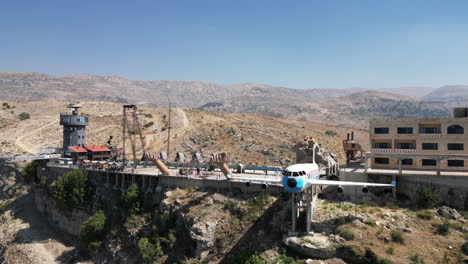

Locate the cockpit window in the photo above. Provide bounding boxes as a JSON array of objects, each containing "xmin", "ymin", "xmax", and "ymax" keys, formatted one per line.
[
  {"xmin": 302, "ymin": 171, "xmax": 306, "ymax": 175},
  {"xmin": 282, "ymin": 170, "xmax": 288, "ymax": 176},
  {"xmin": 292, "ymin": 172, "xmax": 299, "ymax": 176}
]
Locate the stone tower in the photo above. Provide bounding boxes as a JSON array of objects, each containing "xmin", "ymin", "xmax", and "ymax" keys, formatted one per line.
[{"xmin": 60, "ymin": 105, "xmax": 88, "ymax": 151}]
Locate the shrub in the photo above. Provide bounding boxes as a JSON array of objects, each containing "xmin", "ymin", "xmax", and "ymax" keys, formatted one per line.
[
  {"xmin": 18, "ymin": 112, "xmax": 30, "ymax": 120},
  {"xmin": 462, "ymin": 241, "xmax": 468, "ymax": 255},
  {"xmin": 437, "ymin": 221, "xmax": 451, "ymax": 236},
  {"xmin": 22, "ymin": 161, "xmax": 39, "ymax": 183},
  {"xmin": 274, "ymin": 253, "xmax": 297, "ymax": 264},
  {"xmin": 416, "ymin": 210, "xmax": 434, "ymax": 220},
  {"xmin": 138, "ymin": 237, "xmax": 163, "ymax": 263},
  {"xmin": 325, "ymin": 130, "xmax": 337, "ymax": 136},
  {"xmin": 53, "ymin": 170, "xmax": 89, "ymax": 211},
  {"xmin": 417, "ymin": 185, "xmax": 438, "ymax": 208},
  {"xmin": 391, "ymin": 230, "xmax": 405, "ymax": 244},
  {"xmin": 364, "ymin": 219, "xmax": 377, "ymax": 226},
  {"xmin": 80, "ymin": 211, "xmax": 106, "ymax": 253},
  {"xmin": 143, "ymin": 121, "xmax": 154, "ymax": 128},
  {"xmin": 121, "ymin": 184, "xmax": 142, "ymax": 215},
  {"xmin": 245, "ymin": 254, "xmax": 265, "ymax": 264},
  {"xmin": 335, "ymin": 226, "xmax": 355, "ymax": 240},
  {"xmin": 386, "ymin": 246, "xmax": 394, "ymax": 255},
  {"xmin": 208, "ymin": 163, "xmax": 217, "ymax": 171},
  {"xmin": 409, "ymin": 254, "xmax": 426, "ymax": 264}
]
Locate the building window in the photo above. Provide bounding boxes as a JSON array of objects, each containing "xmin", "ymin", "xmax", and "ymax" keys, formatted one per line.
[
  {"xmin": 375, "ymin": 157, "xmax": 389, "ymax": 164},
  {"xmin": 422, "ymin": 143, "xmax": 438, "ymax": 150},
  {"xmin": 374, "ymin": 142, "xmax": 391, "ymax": 149},
  {"xmin": 397, "ymin": 127, "xmax": 413, "ymax": 134},
  {"xmin": 419, "ymin": 127, "xmax": 440, "ymax": 134},
  {"xmin": 422, "ymin": 159, "xmax": 437, "ymax": 166},
  {"xmin": 401, "ymin": 159, "xmax": 413, "ymax": 165},
  {"xmin": 374, "ymin": 127, "xmax": 389, "ymax": 134},
  {"xmin": 396, "ymin": 143, "xmax": 414, "ymax": 149},
  {"xmin": 447, "ymin": 125, "xmax": 464, "ymax": 134},
  {"xmin": 448, "ymin": 143, "xmax": 464, "ymax": 150},
  {"xmin": 448, "ymin": 160, "xmax": 464, "ymax": 167}
]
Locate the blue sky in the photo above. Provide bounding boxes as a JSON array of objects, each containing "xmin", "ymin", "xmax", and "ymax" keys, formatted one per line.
[{"xmin": 1, "ymin": 0, "xmax": 468, "ymax": 89}]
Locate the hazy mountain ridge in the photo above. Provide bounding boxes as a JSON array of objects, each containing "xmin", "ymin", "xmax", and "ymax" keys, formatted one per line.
[{"xmin": 0, "ymin": 72, "xmax": 459, "ymax": 128}]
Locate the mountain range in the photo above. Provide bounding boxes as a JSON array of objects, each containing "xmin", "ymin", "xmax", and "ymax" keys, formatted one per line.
[{"xmin": 1, "ymin": 71, "xmax": 464, "ymax": 128}]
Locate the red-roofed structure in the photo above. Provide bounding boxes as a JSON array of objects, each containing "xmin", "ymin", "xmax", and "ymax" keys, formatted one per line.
[
  {"xmin": 68, "ymin": 146, "xmax": 88, "ymax": 161},
  {"xmin": 84, "ymin": 145, "xmax": 111, "ymax": 152},
  {"xmin": 83, "ymin": 145, "xmax": 112, "ymax": 160},
  {"xmin": 68, "ymin": 146, "xmax": 88, "ymax": 153}
]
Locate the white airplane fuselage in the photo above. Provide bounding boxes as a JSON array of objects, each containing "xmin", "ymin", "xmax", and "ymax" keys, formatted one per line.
[{"xmin": 281, "ymin": 163, "xmax": 320, "ymax": 193}]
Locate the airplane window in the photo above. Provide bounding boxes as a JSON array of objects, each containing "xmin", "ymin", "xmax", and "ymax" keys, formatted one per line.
[
  {"xmin": 302, "ymin": 171, "xmax": 306, "ymax": 175},
  {"xmin": 282, "ymin": 170, "xmax": 288, "ymax": 176},
  {"xmin": 288, "ymin": 172, "xmax": 293, "ymax": 176},
  {"xmin": 292, "ymin": 172, "xmax": 299, "ymax": 176}
]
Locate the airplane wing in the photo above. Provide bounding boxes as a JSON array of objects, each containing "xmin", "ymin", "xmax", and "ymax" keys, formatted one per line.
[
  {"xmin": 225, "ymin": 174, "xmax": 282, "ymax": 183},
  {"xmin": 308, "ymin": 179, "xmax": 395, "ymax": 187}
]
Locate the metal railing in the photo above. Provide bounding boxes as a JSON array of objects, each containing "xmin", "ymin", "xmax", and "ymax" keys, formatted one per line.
[{"xmin": 371, "ymin": 148, "xmax": 417, "ymax": 153}]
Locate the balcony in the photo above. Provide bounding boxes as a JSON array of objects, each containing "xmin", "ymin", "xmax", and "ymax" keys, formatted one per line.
[
  {"xmin": 419, "ymin": 133, "xmax": 442, "ymax": 138},
  {"xmin": 371, "ymin": 148, "xmax": 416, "ymax": 153}
]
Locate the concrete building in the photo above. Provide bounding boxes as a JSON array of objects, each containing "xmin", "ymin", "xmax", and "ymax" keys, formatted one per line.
[
  {"xmin": 60, "ymin": 105, "xmax": 88, "ymax": 151},
  {"xmin": 366, "ymin": 108, "xmax": 468, "ymax": 174}
]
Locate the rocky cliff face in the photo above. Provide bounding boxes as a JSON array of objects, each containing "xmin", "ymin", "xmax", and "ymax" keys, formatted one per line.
[{"xmin": 34, "ymin": 189, "xmax": 90, "ymax": 236}]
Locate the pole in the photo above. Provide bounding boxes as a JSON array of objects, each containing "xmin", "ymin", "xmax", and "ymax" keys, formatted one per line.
[
  {"xmin": 122, "ymin": 106, "xmax": 127, "ymax": 165},
  {"xmin": 167, "ymin": 103, "xmax": 171, "ymax": 160}
]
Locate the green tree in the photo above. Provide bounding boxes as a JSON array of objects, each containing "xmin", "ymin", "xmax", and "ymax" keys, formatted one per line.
[
  {"xmin": 22, "ymin": 161, "xmax": 39, "ymax": 183},
  {"xmin": 80, "ymin": 210, "xmax": 107, "ymax": 253},
  {"xmin": 417, "ymin": 185, "xmax": 438, "ymax": 208},
  {"xmin": 208, "ymin": 163, "xmax": 217, "ymax": 171},
  {"xmin": 138, "ymin": 237, "xmax": 163, "ymax": 263},
  {"xmin": 245, "ymin": 254, "xmax": 265, "ymax": 264},
  {"xmin": 18, "ymin": 112, "xmax": 30, "ymax": 120},
  {"xmin": 121, "ymin": 184, "xmax": 141, "ymax": 215},
  {"xmin": 53, "ymin": 170, "xmax": 89, "ymax": 211}
]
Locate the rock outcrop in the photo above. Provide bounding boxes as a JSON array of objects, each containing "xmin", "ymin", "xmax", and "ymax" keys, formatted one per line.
[{"xmin": 283, "ymin": 234, "xmax": 336, "ymax": 259}]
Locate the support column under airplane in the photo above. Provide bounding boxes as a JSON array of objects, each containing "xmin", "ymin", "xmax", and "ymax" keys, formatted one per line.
[{"xmin": 291, "ymin": 193, "xmax": 296, "ymax": 234}]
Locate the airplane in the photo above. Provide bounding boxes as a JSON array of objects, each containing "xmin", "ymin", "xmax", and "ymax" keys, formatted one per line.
[{"xmin": 226, "ymin": 162, "xmax": 395, "ymax": 193}]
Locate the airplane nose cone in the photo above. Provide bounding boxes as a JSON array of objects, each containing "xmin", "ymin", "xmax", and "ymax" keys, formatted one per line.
[{"xmin": 287, "ymin": 178, "xmax": 297, "ymax": 188}]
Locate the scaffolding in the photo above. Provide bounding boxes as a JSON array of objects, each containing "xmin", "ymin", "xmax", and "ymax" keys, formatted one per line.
[{"xmin": 122, "ymin": 105, "xmax": 170, "ymax": 175}]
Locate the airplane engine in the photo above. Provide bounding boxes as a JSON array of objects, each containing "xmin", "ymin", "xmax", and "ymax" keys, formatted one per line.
[
  {"xmin": 261, "ymin": 183, "xmax": 268, "ymax": 189},
  {"xmin": 362, "ymin": 186, "xmax": 369, "ymax": 193},
  {"xmin": 336, "ymin": 186, "xmax": 344, "ymax": 193},
  {"xmin": 245, "ymin": 181, "xmax": 251, "ymax": 187}
]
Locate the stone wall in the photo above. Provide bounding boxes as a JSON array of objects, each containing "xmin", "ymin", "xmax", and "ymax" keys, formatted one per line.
[
  {"xmin": 396, "ymin": 174, "xmax": 468, "ymax": 209},
  {"xmin": 340, "ymin": 168, "xmax": 468, "ymax": 209}
]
